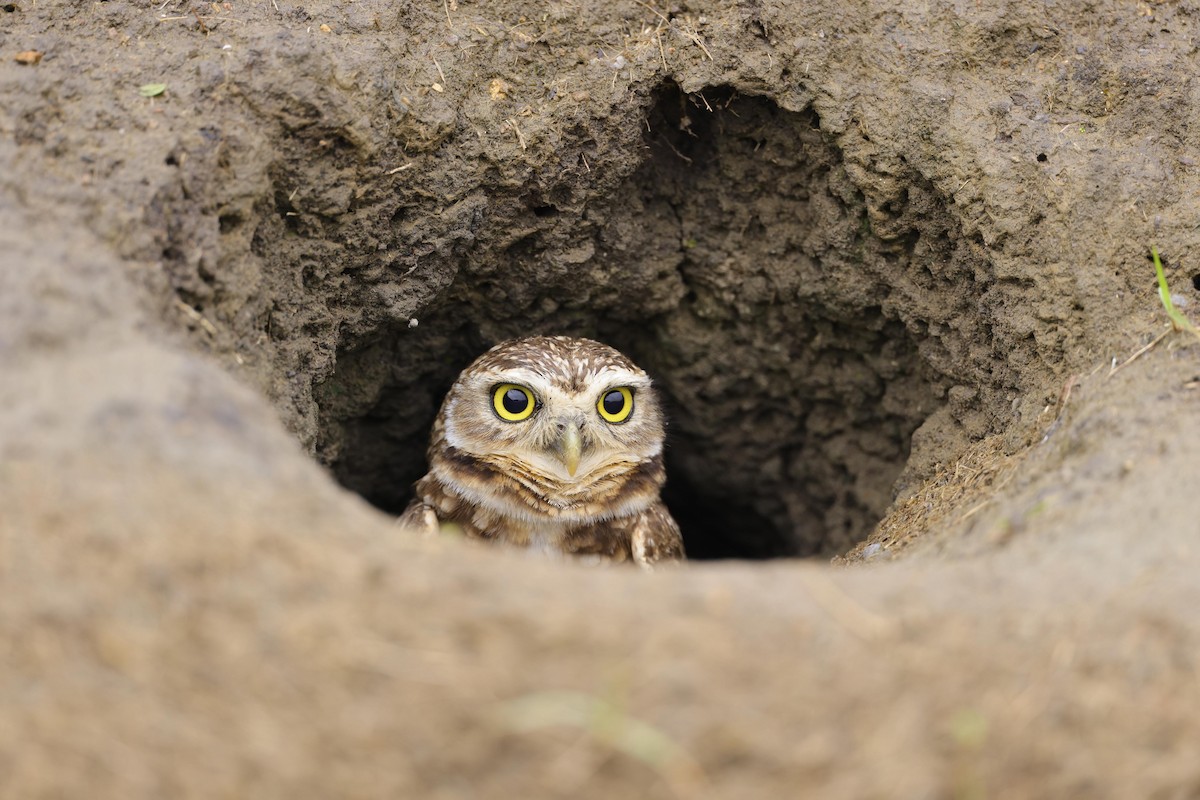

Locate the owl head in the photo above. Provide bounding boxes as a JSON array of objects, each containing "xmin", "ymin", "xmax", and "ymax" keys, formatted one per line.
[{"xmin": 439, "ymin": 336, "xmax": 665, "ymax": 482}]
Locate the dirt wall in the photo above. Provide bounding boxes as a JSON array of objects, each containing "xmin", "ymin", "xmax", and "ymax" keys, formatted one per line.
[{"xmin": 4, "ymin": 0, "xmax": 1200, "ymax": 797}]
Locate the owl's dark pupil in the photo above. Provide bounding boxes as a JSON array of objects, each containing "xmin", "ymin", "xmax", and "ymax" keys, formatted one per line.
[
  {"xmin": 503, "ymin": 388, "xmax": 529, "ymax": 414},
  {"xmin": 603, "ymin": 391, "xmax": 625, "ymax": 415}
]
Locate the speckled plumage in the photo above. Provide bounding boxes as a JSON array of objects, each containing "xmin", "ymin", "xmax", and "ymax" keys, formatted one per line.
[{"xmin": 398, "ymin": 336, "xmax": 685, "ymax": 567}]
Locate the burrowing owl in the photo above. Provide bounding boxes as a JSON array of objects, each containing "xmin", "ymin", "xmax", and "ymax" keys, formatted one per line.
[{"xmin": 398, "ymin": 336, "xmax": 685, "ymax": 567}]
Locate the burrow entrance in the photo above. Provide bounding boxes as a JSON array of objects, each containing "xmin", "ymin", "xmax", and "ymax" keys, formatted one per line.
[{"xmin": 314, "ymin": 84, "xmax": 997, "ymax": 559}]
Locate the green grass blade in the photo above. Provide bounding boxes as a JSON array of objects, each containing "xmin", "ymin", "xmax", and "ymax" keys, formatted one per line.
[{"xmin": 1152, "ymin": 246, "xmax": 1200, "ymax": 337}]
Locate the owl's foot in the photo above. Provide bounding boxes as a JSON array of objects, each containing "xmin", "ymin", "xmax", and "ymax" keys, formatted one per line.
[{"xmin": 396, "ymin": 501, "xmax": 439, "ymax": 538}]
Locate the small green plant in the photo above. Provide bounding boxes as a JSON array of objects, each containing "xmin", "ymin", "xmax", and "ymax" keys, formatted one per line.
[
  {"xmin": 1152, "ymin": 246, "xmax": 1200, "ymax": 341},
  {"xmin": 500, "ymin": 688, "xmax": 705, "ymax": 796},
  {"xmin": 949, "ymin": 707, "xmax": 989, "ymax": 749},
  {"xmin": 948, "ymin": 708, "xmax": 989, "ymax": 800},
  {"xmin": 138, "ymin": 82, "xmax": 167, "ymax": 98},
  {"xmin": 1107, "ymin": 246, "xmax": 1200, "ymax": 375}
]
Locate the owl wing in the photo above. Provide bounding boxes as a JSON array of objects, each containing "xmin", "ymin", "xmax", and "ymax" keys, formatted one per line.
[
  {"xmin": 629, "ymin": 501, "xmax": 686, "ymax": 568},
  {"xmin": 561, "ymin": 501, "xmax": 685, "ymax": 568}
]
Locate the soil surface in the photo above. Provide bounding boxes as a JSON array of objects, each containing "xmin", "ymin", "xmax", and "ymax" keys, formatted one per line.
[{"xmin": 4, "ymin": 0, "xmax": 1200, "ymax": 797}]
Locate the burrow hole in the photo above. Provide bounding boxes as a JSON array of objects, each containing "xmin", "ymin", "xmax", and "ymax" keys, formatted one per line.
[{"xmin": 315, "ymin": 84, "xmax": 976, "ymax": 559}]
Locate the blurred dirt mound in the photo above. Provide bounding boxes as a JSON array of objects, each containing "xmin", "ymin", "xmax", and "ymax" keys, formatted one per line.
[{"xmin": 4, "ymin": 1, "xmax": 1200, "ymax": 797}]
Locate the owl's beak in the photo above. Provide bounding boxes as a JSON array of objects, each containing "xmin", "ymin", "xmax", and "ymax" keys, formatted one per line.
[{"xmin": 556, "ymin": 422, "xmax": 584, "ymax": 477}]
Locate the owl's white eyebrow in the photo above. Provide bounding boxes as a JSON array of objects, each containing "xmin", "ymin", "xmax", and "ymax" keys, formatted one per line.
[
  {"xmin": 489, "ymin": 367, "xmax": 546, "ymax": 386},
  {"xmin": 587, "ymin": 366, "xmax": 647, "ymax": 382}
]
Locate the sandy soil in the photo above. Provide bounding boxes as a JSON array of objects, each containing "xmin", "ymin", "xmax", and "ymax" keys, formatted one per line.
[{"xmin": 4, "ymin": 0, "xmax": 1200, "ymax": 797}]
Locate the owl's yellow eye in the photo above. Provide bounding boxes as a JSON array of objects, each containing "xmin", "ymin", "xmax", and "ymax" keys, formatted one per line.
[
  {"xmin": 492, "ymin": 383, "xmax": 536, "ymax": 421},
  {"xmin": 597, "ymin": 387, "xmax": 634, "ymax": 423}
]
